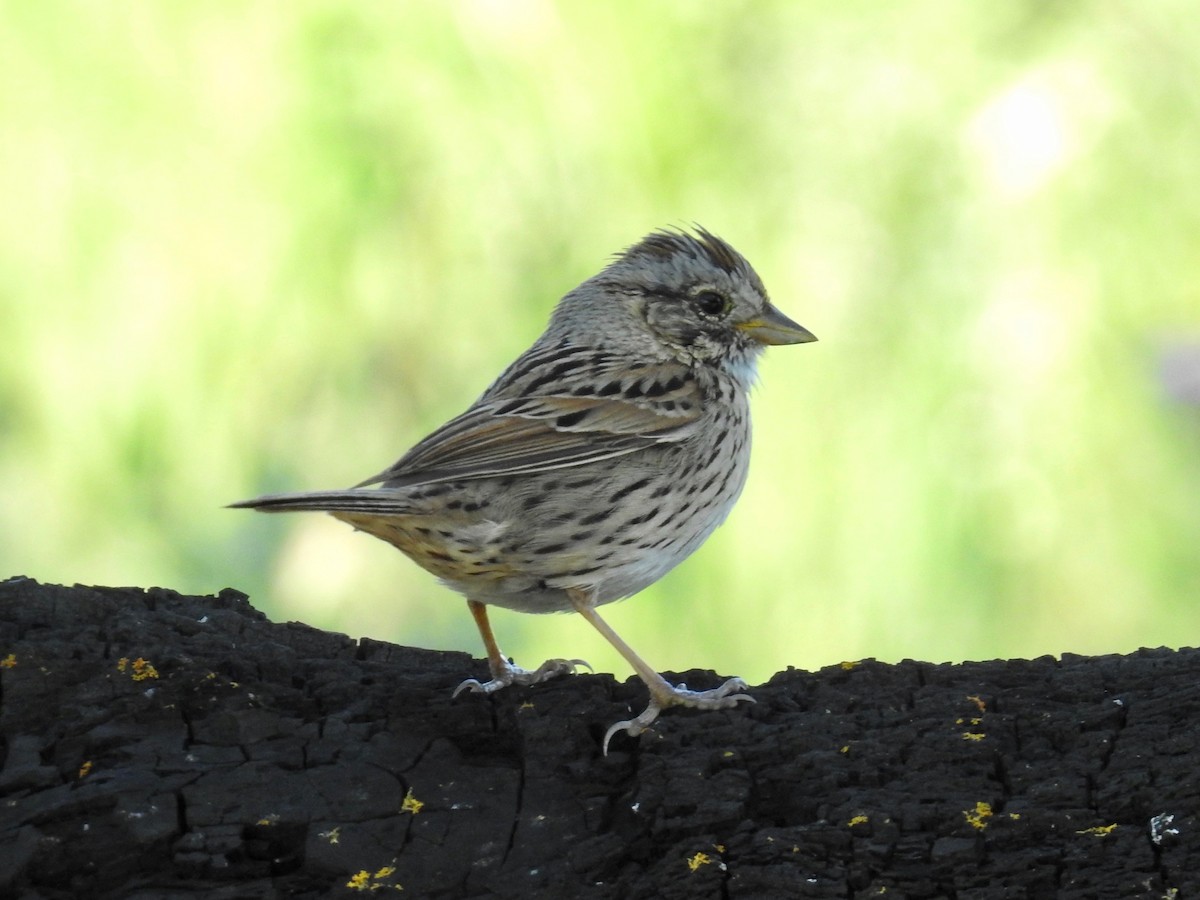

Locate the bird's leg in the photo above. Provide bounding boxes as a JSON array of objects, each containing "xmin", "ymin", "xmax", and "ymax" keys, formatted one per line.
[
  {"xmin": 452, "ymin": 599, "xmax": 589, "ymax": 697},
  {"xmin": 566, "ymin": 588, "xmax": 754, "ymax": 754}
]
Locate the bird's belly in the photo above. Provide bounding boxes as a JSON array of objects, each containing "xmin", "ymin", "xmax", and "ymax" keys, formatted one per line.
[{"xmin": 333, "ymin": 425, "xmax": 751, "ymax": 613}]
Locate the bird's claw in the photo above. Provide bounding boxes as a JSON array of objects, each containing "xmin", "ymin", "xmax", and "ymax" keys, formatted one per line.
[
  {"xmin": 602, "ymin": 676, "xmax": 754, "ymax": 755},
  {"xmin": 452, "ymin": 657, "xmax": 591, "ymax": 698}
]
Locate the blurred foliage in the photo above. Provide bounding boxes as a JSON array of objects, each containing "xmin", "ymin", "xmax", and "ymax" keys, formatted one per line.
[{"xmin": 2, "ymin": 1, "xmax": 1199, "ymax": 684}]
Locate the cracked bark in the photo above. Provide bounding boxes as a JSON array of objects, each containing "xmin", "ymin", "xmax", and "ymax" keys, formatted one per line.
[{"xmin": 0, "ymin": 577, "xmax": 1196, "ymax": 899}]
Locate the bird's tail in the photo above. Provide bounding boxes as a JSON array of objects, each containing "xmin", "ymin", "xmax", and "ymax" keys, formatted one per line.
[{"xmin": 228, "ymin": 489, "xmax": 416, "ymax": 516}]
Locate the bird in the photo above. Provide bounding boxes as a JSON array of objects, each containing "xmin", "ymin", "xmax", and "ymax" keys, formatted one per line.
[{"xmin": 231, "ymin": 226, "xmax": 816, "ymax": 753}]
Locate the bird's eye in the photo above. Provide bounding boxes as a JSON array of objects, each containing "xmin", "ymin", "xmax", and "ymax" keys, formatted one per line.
[{"xmin": 693, "ymin": 290, "xmax": 729, "ymax": 318}]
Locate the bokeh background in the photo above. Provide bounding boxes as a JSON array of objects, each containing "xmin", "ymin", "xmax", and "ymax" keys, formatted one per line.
[{"xmin": 3, "ymin": 2, "xmax": 1199, "ymax": 685}]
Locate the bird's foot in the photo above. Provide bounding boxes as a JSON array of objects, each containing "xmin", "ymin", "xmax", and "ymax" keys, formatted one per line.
[
  {"xmin": 452, "ymin": 657, "xmax": 591, "ymax": 698},
  {"xmin": 602, "ymin": 676, "xmax": 754, "ymax": 755}
]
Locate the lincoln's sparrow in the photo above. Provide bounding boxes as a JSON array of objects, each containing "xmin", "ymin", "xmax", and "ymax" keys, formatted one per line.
[{"xmin": 233, "ymin": 227, "xmax": 815, "ymax": 752}]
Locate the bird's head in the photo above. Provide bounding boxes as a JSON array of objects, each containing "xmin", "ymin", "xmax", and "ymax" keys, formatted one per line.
[{"xmin": 551, "ymin": 227, "xmax": 815, "ymax": 379}]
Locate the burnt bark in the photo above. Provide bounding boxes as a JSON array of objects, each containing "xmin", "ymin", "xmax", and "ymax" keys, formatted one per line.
[{"xmin": 0, "ymin": 577, "xmax": 1195, "ymax": 898}]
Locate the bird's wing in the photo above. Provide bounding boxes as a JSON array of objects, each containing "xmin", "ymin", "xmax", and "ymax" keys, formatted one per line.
[{"xmin": 356, "ymin": 347, "xmax": 703, "ymax": 488}]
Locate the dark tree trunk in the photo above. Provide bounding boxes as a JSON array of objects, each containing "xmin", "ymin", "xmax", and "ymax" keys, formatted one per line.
[{"xmin": 0, "ymin": 578, "xmax": 1195, "ymax": 898}]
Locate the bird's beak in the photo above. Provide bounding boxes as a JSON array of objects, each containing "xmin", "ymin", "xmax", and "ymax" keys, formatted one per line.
[{"xmin": 737, "ymin": 305, "xmax": 817, "ymax": 346}]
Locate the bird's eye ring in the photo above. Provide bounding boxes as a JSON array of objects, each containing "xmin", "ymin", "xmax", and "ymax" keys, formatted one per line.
[{"xmin": 693, "ymin": 290, "xmax": 730, "ymax": 318}]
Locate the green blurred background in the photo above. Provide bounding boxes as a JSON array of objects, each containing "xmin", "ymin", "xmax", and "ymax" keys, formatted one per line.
[{"xmin": 3, "ymin": 2, "xmax": 1199, "ymax": 685}]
